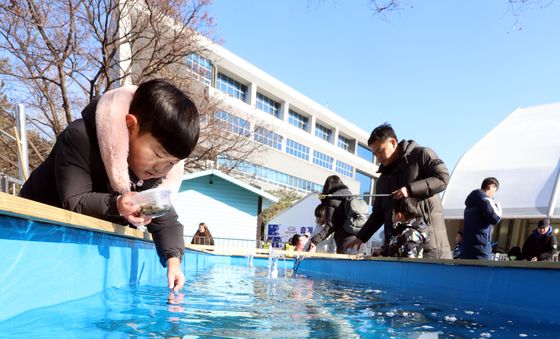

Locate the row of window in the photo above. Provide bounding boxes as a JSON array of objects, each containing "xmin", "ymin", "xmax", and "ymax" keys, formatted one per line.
[
  {"xmin": 216, "ymin": 73, "xmax": 247, "ymax": 102},
  {"xmin": 215, "ymin": 111, "xmax": 250, "ymax": 136},
  {"xmin": 256, "ymin": 93, "xmax": 281, "ymax": 118},
  {"xmin": 186, "ymin": 53, "xmax": 372, "ymax": 161},
  {"xmin": 186, "ymin": 53, "xmax": 212, "ymax": 86},
  {"xmin": 213, "ymin": 110, "xmax": 357, "ymax": 178},
  {"xmin": 217, "ymin": 156, "xmax": 323, "ymax": 193}
]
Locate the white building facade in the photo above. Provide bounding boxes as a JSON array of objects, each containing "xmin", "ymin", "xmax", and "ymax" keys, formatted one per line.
[{"xmin": 185, "ymin": 36, "xmax": 379, "ymax": 197}]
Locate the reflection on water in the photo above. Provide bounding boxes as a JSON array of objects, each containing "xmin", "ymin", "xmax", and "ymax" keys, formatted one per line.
[{"xmin": 0, "ymin": 264, "xmax": 558, "ymax": 338}]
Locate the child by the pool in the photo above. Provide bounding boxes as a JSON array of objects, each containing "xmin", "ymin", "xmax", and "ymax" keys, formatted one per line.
[{"xmin": 20, "ymin": 79, "xmax": 200, "ymax": 292}]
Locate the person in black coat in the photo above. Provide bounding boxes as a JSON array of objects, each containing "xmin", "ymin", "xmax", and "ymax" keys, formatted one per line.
[
  {"xmin": 20, "ymin": 79, "xmax": 200, "ymax": 292},
  {"xmin": 522, "ymin": 220, "xmax": 558, "ymax": 262},
  {"xmin": 459, "ymin": 177, "xmax": 502, "ymax": 260},
  {"xmin": 308, "ymin": 175, "xmax": 357, "ymax": 254},
  {"xmin": 346, "ymin": 123, "xmax": 451, "ymax": 259}
]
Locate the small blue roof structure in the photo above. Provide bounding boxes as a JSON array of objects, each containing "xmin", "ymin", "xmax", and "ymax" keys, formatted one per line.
[{"xmin": 174, "ymin": 169, "xmax": 278, "ymax": 246}]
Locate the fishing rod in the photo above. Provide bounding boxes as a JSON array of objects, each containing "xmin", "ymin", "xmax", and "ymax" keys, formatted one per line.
[{"xmin": 316, "ymin": 193, "xmax": 392, "ymax": 199}]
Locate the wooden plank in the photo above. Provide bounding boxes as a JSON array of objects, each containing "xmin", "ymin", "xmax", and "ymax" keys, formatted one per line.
[{"xmin": 0, "ymin": 192, "xmax": 149, "ymax": 241}]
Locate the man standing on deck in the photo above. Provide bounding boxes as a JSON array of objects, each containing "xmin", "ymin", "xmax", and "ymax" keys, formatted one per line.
[
  {"xmin": 459, "ymin": 177, "xmax": 502, "ymax": 260},
  {"xmin": 345, "ymin": 123, "xmax": 452, "ymax": 259}
]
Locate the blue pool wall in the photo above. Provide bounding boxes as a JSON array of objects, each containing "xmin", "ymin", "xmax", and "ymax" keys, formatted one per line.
[
  {"xmin": 297, "ymin": 257, "xmax": 560, "ymax": 321},
  {"xmin": 3, "ymin": 209, "xmax": 559, "ymax": 324},
  {"xmin": 0, "ymin": 213, "xmax": 272, "ymax": 322},
  {"xmin": 0, "ymin": 215, "xmax": 167, "ymax": 321}
]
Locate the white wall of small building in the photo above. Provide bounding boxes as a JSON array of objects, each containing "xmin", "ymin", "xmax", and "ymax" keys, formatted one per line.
[{"xmin": 174, "ymin": 175, "xmax": 261, "ymax": 246}]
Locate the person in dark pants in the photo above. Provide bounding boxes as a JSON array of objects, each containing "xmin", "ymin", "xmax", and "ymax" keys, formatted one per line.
[
  {"xmin": 308, "ymin": 175, "xmax": 357, "ymax": 254},
  {"xmin": 522, "ymin": 220, "xmax": 558, "ymax": 262},
  {"xmin": 20, "ymin": 79, "xmax": 200, "ymax": 292},
  {"xmin": 345, "ymin": 123, "xmax": 452, "ymax": 259},
  {"xmin": 459, "ymin": 177, "xmax": 502, "ymax": 260}
]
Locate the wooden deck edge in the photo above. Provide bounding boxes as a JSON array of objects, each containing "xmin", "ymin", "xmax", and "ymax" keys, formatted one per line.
[{"xmin": 0, "ymin": 192, "xmax": 150, "ymax": 241}]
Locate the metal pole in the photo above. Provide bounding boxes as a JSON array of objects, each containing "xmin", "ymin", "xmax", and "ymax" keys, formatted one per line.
[
  {"xmin": 317, "ymin": 193, "xmax": 392, "ymax": 199},
  {"xmin": 546, "ymin": 159, "xmax": 560, "ymax": 221},
  {"xmin": 0, "ymin": 174, "xmax": 7, "ymax": 193},
  {"xmin": 15, "ymin": 104, "xmax": 29, "ymax": 181}
]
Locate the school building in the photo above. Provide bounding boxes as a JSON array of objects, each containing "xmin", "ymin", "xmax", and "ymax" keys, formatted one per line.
[
  {"xmin": 181, "ymin": 35, "xmax": 380, "ymax": 197},
  {"xmin": 115, "ymin": 9, "xmax": 379, "ymax": 198}
]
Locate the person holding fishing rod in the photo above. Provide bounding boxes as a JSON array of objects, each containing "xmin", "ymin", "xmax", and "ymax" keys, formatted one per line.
[
  {"xmin": 307, "ymin": 175, "xmax": 363, "ymax": 254},
  {"xmin": 345, "ymin": 123, "xmax": 452, "ymax": 259}
]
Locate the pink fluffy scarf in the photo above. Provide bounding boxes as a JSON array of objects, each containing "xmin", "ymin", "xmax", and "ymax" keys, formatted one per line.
[{"xmin": 95, "ymin": 85, "xmax": 184, "ymax": 194}]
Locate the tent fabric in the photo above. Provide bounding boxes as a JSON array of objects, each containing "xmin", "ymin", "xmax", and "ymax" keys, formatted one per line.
[{"xmin": 442, "ymin": 103, "xmax": 560, "ymax": 219}]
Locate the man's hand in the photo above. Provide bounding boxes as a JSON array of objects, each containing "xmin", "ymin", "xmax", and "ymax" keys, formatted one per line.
[
  {"xmin": 391, "ymin": 186, "xmax": 410, "ymax": 199},
  {"xmin": 344, "ymin": 238, "xmax": 363, "ymax": 250},
  {"xmin": 167, "ymin": 257, "xmax": 185, "ymax": 292},
  {"xmin": 117, "ymin": 192, "xmax": 152, "ymax": 227}
]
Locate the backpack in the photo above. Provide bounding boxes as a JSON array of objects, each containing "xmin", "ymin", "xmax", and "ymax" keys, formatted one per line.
[{"xmin": 341, "ymin": 197, "xmax": 370, "ymax": 235}]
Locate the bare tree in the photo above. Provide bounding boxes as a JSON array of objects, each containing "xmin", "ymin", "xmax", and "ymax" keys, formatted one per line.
[
  {"xmin": 0, "ymin": 0, "xmax": 213, "ymax": 136},
  {"xmin": 368, "ymin": 0, "xmax": 554, "ymax": 18},
  {"xmin": 0, "ymin": 0, "xmax": 269, "ymax": 174},
  {"xmin": 0, "ymin": 77, "xmax": 52, "ymax": 179},
  {"xmin": 166, "ymin": 73, "xmax": 268, "ymax": 172}
]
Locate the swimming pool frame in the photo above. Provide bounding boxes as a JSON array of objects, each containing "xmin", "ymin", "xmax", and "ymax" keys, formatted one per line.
[{"xmin": 1, "ymin": 193, "xmax": 558, "ymax": 322}]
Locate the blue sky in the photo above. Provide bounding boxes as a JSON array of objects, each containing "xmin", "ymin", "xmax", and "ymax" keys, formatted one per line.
[{"xmin": 208, "ymin": 1, "xmax": 560, "ymax": 171}]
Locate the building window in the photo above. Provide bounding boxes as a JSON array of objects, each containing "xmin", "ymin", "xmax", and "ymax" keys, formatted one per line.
[
  {"xmin": 286, "ymin": 139, "xmax": 310, "ymax": 161},
  {"xmin": 357, "ymin": 143, "xmax": 374, "ymax": 162},
  {"xmin": 288, "ymin": 110, "xmax": 309, "ymax": 131},
  {"xmin": 216, "ymin": 73, "xmax": 247, "ymax": 102},
  {"xmin": 199, "ymin": 113, "xmax": 209, "ymax": 125},
  {"xmin": 217, "ymin": 156, "xmax": 322, "ymax": 193},
  {"xmin": 355, "ymin": 171, "xmax": 374, "ymax": 205},
  {"xmin": 336, "ymin": 160, "xmax": 353, "ymax": 178},
  {"xmin": 214, "ymin": 111, "xmax": 250, "ymax": 136},
  {"xmin": 256, "ymin": 93, "xmax": 281, "ymax": 118},
  {"xmin": 186, "ymin": 53, "xmax": 212, "ymax": 86},
  {"xmin": 313, "ymin": 150, "xmax": 333, "ymax": 170},
  {"xmin": 254, "ymin": 126, "xmax": 283, "ymax": 150},
  {"xmin": 338, "ymin": 135, "xmax": 351, "ymax": 151},
  {"xmin": 315, "ymin": 123, "xmax": 332, "ymax": 143}
]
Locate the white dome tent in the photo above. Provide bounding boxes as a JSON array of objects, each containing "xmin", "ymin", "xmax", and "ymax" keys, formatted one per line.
[{"xmin": 442, "ymin": 102, "xmax": 560, "ymax": 252}]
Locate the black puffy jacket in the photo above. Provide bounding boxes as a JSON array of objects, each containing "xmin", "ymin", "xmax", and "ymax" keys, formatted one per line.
[
  {"xmin": 310, "ymin": 186, "xmax": 352, "ymax": 245},
  {"xmin": 357, "ymin": 140, "xmax": 451, "ymax": 259},
  {"xmin": 20, "ymin": 98, "xmax": 184, "ymax": 266}
]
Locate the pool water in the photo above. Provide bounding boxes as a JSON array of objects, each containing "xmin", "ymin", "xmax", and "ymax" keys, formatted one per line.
[{"xmin": 0, "ymin": 261, "xmax": 558, "ymax": 338}]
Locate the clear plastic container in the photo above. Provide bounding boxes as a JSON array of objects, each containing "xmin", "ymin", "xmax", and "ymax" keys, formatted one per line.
[{"xmin": 131, "ymin": 188, "xmax": 173, "ymax": 218}]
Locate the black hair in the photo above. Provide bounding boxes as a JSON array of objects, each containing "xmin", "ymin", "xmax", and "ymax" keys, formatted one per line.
[
  {"xmin": 315, "ymin": 204, "xmax": 326, "ymax": 224},
  {"xmin": 129, "ymin": 79, "xmax": 200, "ymax": 159},
  {"xmin": 537, "ymin": 219, "xmax": 549, "ymax": 228},
  {"xmin": 321, "ymin": 175, "xmax": 345, "ymax": 195},
  {"xmin": 393, "ymin": 197, "xmax": 421, "ymax": 220},
  {"xmin": 291, "ymin": 234, "xmax": 301, "ymax": 246},
  {"xmin": 368, "ymin": 123, "xmax": 398, "ymax": 147},
  {"xmin": 481, "ymin": 177, "xmax": 499, "ymax": 191}
]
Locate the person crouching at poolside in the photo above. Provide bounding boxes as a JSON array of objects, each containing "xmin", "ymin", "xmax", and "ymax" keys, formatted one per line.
[{"xmin": 20, "ymin": 79, "xmax": 200, "ymax": 293}]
